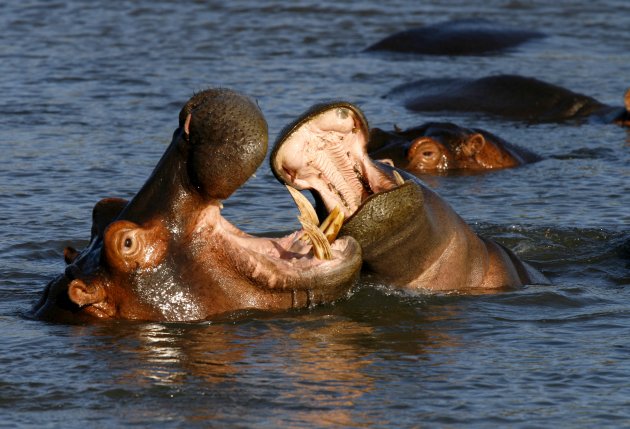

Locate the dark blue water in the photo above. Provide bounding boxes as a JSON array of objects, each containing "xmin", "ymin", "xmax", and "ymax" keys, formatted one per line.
[{"xmin": 1, "ymin": 1, "xmax": 629, "ymax": 427}]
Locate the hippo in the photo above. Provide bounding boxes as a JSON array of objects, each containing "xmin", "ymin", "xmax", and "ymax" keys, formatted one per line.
[
  {"xmin": 367, "ymin": 122, "xmax": 542, "ymax": 173},
  {"xmin": 271, "ymin": 102, "xmax": 548, "ymax": 292},
  {"xmin": 365, "ymin": 19, "xmax": 545, "ymax": 56},
  {"xmin": 32, "ymin": 89, "xmax": 362, "ymax": 323},
  {"xmin": 388, "ymin": 74, "xmax": 630, "ymax": 126}
]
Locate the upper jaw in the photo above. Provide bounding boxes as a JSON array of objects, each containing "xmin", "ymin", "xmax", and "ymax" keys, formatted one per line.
[{"xmin": 270, "ymin": 101, "xmax": 399, "ymax": 220}]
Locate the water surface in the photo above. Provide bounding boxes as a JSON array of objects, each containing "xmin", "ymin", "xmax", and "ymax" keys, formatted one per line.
[{"xmin": 1, "ymin": 1, "xmax": 629, "ymax": 427}]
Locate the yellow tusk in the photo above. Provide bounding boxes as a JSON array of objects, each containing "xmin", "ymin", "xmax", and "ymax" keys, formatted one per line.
[{"xmin": 393, "ymin": 170, "xmax": 405, "ymax": 186}]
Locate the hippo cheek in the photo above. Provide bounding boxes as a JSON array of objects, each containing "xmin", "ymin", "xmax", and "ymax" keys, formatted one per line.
[
  {"xmin": 183, "ymin": 89, "xmax": 268, "ymax": 201},
  {"xmin": 340, "ymin": 183, "xmax": 425, "ymax": 260}
]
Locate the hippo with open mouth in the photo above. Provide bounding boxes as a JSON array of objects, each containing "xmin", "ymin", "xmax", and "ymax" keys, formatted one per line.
[
  {"xmin": 271, "ymin": 102, "xmax": 548, "ymax": 292},
  {"xmin": 33, "ymin": 89, "xmax": 361, "ymax": 323}
]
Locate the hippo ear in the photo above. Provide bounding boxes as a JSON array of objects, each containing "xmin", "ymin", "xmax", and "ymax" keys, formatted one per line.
[
  {"xmin": 64, "ymin": 247, "xmax": 79, "ymax": 265},
  {"xmin": 462, "ymin": 134, "xmax": 486, "ymax": 157},
  {"xmin": 91, "ymin": 198, "xmax": 129, "ymax": 241},
  {"xmin": 68, "ymin": 279, "xmax": 106, "ymax": 308},
  {"xmin": 103, "ymin": 220, "xmax": 168, "ymax": 273}
]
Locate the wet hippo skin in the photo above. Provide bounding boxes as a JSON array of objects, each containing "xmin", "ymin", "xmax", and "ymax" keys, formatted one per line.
[
  {"xmin": 365, "ymin": 19, "xmax": 545, "ymax": 56},
  {"xmin": 271, "ymin": 102, "xmax": 548, "ymax": 292},
  {"xmin": 33, "ymin": 89, "xmax": 362, "ymax": 323},
  {"xmin": 368, "ymin": 122, "xmax": 542, "ymax": 173},
  {"xmin": 388, "ymin": 74, "xmax": 630, "ymax": 125}
]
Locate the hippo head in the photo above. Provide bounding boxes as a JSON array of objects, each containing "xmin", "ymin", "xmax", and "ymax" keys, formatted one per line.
[
  {"xmin": 33, "ymin": 89, "xmax": 361, "ymax": 323},
  {"xmin": 370, "ymin": 122, "xmax": 520, "ymax": 172},
  {"xmin": 271, "ymin": 102, "xmax": 430, "ymax": 280},
  {"xmin": 406, "ymin": 123, "xmax": 523, "ymax": 171}
]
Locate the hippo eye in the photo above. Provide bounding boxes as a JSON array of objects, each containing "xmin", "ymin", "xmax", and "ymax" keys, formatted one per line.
[
  {"xmin": 422, "ymin": 150, "xmax": 435, "ymax": 158},
  {"xmin": 104, "ymin": 219, "xmax": 167, "ymax": 272},
  {"xmin": 121, "ymin": 235, "xmax": 139, "ymax": 255}
]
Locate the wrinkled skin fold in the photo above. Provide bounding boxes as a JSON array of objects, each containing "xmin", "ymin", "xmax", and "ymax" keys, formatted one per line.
[
  {"xmin": 33, "ymin": 89, "xmax": 361, "ymax": 323},
  {"xmin": 271, "ymin": 102, "xmax": 548, "ymax": 292}
]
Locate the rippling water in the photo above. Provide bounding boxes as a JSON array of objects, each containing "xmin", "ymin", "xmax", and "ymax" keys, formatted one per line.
[{"xmin": 1, "ymin": 1, "xmax": 629, "ymax": 427}]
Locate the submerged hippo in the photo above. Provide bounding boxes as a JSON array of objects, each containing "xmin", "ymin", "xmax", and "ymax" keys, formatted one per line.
[
  {"xmin": 365, "ymin": 19, "xmax": 545, "ymax": 56},
  {"xmin": 388, "ymin": 74, "xmax": 630, "ymax": 126},
  {"xmin": 368, "ymin": 122, "xmax": 541, "ymax": 173},
  {"xmin": 271, "ymin": 103, "xmax": 547, "ymax": 292},
  {"xmin": 33, "ymin": 89, "xmax": 361, "ymax": 323}
]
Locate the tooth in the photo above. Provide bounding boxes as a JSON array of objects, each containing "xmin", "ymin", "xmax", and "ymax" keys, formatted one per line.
[
  {"xmin": 393, "ymin": 170, "xmax": 405, "ymax": 186},
  {"xmin": 286, "ymin": 186, "xmax": 341, "ymax": 256},
  {"xmin": 319, "ymin": 206, "xmax": 344, "ymax": 243},
  {"xmin": 318, "ymin": 206, "xmax": 338, "ymax": 234},
  {"xmin": 300, "ymin": 218, "xmax": 333, "ymax": 260},
  {"xmin": 286, "ymin": 186, "xmax": 319, "ymax": 227}
]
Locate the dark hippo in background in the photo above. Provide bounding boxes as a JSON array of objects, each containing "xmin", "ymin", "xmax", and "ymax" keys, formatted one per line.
[
  {"xmin": 368, "ymin": 122, "xmax": 541, "ymax": 173},
  {"xmin": 365, "ymin": 19, "xmax": 545, "ymax": 56},
  {"xmin": 33, "ymin": 89, "xmax": 362, "ymax": 323},
  {"xmin": 388, "ymin": 74, "xmax": 630, "ymax": 125},
  {"xmin": 271, "ymin": 102, "xmax": 548, "ymax": 292}
]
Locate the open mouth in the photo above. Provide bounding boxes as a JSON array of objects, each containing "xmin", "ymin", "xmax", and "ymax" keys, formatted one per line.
[
  {"xmin": 270, "ymin": 102, "xmax": 404, "ymax": 226},
  {"xmin": 195, "ymin": 192, "xmax": 361, "ymax": 293}
]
